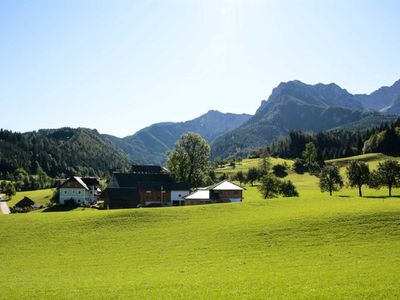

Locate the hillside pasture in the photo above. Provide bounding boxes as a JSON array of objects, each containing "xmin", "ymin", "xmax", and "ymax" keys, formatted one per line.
[
  {"xmin": 1, "ymin": 154, "xmax": 400, "ymax": 298},
  {"xmin": 1, "ymin": 186, "xmax": 400, "ymax": 299},
  {"xmin": 6, "ymin": 188, "xmax": 55, "ymax": 208}
]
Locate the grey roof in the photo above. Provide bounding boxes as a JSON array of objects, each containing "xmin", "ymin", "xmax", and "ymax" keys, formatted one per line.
[
  {"xmin": 112, "ymin": 173, "xmax": 190, "ymax": 190},
  {"xmin": 131, "ymin": 165, "xmax": 169, "ymax": 174}
]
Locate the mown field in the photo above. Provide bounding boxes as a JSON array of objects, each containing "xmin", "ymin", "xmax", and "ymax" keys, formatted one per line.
[
  {"xmin": 1, "ymin": 154, "xmax": 400, "ymax": 299},
  {"xmin": 6, "ymin": 188, "xmax": 55, "ymax": 207}
]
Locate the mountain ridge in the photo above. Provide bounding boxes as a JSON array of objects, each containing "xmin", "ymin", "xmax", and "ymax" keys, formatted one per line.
[
  {"xmin": 211, "ymin": 79, "xmax": 400, "ymax": 158},
  {"xmin": 103, "ymin": 110, "xmax": 252, "ymax": 164}
]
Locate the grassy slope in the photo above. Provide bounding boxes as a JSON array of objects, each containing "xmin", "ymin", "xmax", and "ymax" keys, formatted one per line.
[
  {"xmin": 6, "ymin": 188, "xmax": 55, "ymax": 207},
  {"xmin": 1, "ymin": 154, "xmax": 400, "ymax": 298}
]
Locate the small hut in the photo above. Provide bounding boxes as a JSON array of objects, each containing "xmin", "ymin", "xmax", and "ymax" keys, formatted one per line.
[{"xmin": 14, "ymin": 196, "xmax": 35, "ymax": 208}]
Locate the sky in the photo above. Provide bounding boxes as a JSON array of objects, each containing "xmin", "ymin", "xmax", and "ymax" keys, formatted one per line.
[{"xmin": 1, "ymin": 0, "xmax": 400, "ymax": 137}]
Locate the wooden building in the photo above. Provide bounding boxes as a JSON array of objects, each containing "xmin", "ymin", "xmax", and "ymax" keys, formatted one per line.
[
  {"xmin": 185, "ymin": 180, "xmax": 244, "ymax": 205},
  {"xmin": 104, "ymin": 165, "xmax": 190, "ymax": 209}
]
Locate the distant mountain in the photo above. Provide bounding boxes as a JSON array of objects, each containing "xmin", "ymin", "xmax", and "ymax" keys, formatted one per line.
[
  {"xmin": 0, "ymin": 127, "xmax": 132, "ymax": 179},
  {"xmin": 355, "ymin": 79, "xmax": 400, "ymax": 111},
  {"xmin": 212, "ymin": 80, "xmax": 399, "ymax": 158},
  {"xmin": 104, "ymin": 110, "xmax": 252, "ymax": 164}
]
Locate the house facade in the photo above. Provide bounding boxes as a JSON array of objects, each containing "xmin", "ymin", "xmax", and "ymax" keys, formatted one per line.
[
  {"xmin": 105, "ymin": 165, "xmax": 190, "ymax": 209},
  {"xmin": 185, "ymin": 180, "xmax": 244, "ymax": 205},
  {"xmin": 59, "ymin": 176, "xmax": 101, "ymax": 205}
]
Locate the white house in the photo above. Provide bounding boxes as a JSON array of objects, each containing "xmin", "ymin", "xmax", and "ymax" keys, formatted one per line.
[{"xmin": 59, "ymin": 176, "xmax": 101, "ymax": 205}]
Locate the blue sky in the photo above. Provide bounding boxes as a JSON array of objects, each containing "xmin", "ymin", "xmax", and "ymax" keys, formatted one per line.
[{"xmin": 1, "ymin": 0, "xmax": 400, "ymax": 137}]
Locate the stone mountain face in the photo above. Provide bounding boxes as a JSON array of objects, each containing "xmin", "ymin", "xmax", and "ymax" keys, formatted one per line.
[
  {"xmin": 104, "ymin": 110, "xmax": 251, "ymax": 164},
  {"xmin": 355, "ymin": 79, "xmax": 400, "ymax": 111},
  {"xmin": 211, "ymin": 80, "xmax": 400, "ymax": 158}
]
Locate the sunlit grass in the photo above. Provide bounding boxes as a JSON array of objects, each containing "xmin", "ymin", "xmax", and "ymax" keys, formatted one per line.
[
  {"xmin": 1, "ymin": 154, "xmax": 400, "ymax": 298},
  {"xmin": 6, "ymin": 188, "xmax": 55, "ymax": 207}
]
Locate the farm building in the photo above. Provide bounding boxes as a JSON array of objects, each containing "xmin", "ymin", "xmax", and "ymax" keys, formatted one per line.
[
  {"xmin": 14, "ymin": 196, "xmax": 35, "ymax": 208},
  {"xmin": 185, "ymin": 180, "xmax": 244, "ymax": 205},
  {"xmin": 59, "ymin": 176, "xmax": 101, "ymax": 205},
  {"xmin": 104, "ymin": 165, "xmax": 190, "ymax": 209}
]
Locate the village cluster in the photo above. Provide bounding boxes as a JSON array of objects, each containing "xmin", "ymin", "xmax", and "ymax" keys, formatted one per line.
[{"xmin": 58, "ymin": 165, "xmax": 244, "ymax": 209}]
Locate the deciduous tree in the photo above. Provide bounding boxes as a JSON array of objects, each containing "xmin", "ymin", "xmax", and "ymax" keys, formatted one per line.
[
  {"xmin": 167, "ymin": 133, "xmax": 211, "ymax": 187},
  {"xmin": 319, "ymin": 165, "xmax": 343, "ymax": 196},
  {"xmin": 369, "ymin": 160, "xmax": 400, "ymax": 197},
  {"xmin": 346, "ymin": 161, "xmax": 370, "ymax": 197},
  {"xmin": 247, "ymin": 167, "xmax": 259, "ymax": 186}
]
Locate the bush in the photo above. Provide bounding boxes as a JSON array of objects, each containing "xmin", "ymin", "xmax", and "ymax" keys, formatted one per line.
[
  {"xmin": 272, "ymin": 164, "xmax": 288, "ymax": 178},
  {"xmin": 293, "ymin": 158, "xmax": 307, "ymax": 174},
  {"xmin": 259, "ymin": 174, "xmax": 299, "ymax": 199}
]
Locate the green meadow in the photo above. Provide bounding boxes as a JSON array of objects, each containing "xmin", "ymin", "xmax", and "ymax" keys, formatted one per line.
[
  {"xmin": 6, "ymin": 188, "xmax": 55, "ymax": 207},
  {"xmin": 1, "ymin": 154, "xmax": 400, "ymax": 299}
]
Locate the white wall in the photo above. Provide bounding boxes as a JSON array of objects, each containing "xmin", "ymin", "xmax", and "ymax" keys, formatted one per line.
[
  {"xmin": 171, "ymin": 190, "xmax": 190, "ymax": 201},
  {"xmin": 59, "ymin": 188, "xmax": 96, "ymax": 205}
]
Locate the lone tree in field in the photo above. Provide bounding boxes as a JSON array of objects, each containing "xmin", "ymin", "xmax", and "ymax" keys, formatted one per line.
[
  {"xmin": 346, "ymin": 161, "xmax": 370, "ymax": 197},
  {"xmin": 369, "ymin": 160, "xmax": 400, "ymax": 197},
  {"xmin": 247, "ymin": 167, "xmax": 259, "ymax": 186},
  {"xmin": 167, "ymin": 133, "xmax": 211, "ymax": 187},
  {"xmin": 259, "ymin": 174, "xmax": 281, "ymax": 198},
  {"xmin": 234, "ymin": 170, "xmax": 246, "ymax": 185},
  {"xmin": 319, "ymin": 165, "xmax": 343, "ymax": 196}
]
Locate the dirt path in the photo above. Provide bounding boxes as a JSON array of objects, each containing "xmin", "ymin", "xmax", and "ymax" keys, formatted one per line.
[{"xmin": 0, "ymin": 194, "xmax": 10, "ymax": 214}]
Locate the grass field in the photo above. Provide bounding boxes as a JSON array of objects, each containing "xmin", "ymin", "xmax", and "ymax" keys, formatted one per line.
[
  {"xmin": 1, "ymin": 154, "xmax": 400, "ymax": 298},
  {"xmin": 6, "ymin": 188, "xmax": 55, "ymax": 207}
]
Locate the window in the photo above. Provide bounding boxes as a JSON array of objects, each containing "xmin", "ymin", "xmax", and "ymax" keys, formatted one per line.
[
  {"xmin": 78, "ymin": 191, "xmax": 81, "ymax": 194},
  {"xmin": 64, "ymin": 191, "xmax": 67, "ymax": 194},
  {"xmin": 146, "ymin": 191, "xmax": 151, "ymax": 194}
]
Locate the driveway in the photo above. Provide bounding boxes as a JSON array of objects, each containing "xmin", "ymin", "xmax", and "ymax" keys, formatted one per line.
[{"xmin": 0, "ymin": 194, "xmax": 10, "ymax": 214}]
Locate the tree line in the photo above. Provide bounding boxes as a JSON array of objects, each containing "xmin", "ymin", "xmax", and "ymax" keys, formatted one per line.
[
  {"xmin": 246, "ymin": 117, "xmax": 400, "ymax": 161},
  {"xmin": 319, "ymin": 160, "xmax": 400, "ymax": 197},
  {"xmin": 0, "ymin": 128, "xmax": 132, "ymax": 185}
]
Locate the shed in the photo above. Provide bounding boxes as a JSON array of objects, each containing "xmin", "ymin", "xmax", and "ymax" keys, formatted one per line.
[{"xmin": 14, "ymin": 196, "xmax": 35, "ymax": 208}]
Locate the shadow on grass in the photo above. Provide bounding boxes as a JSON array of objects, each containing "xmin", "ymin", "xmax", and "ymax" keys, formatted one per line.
[
  {"xmin": 363, "ymin": 195, "xmax": 400, "ymax": 199},
  {"xmin": 338, "ymin": 195, "xmax": 350, "ymax": 198},
  {"xmin": 42, "ymin": 205, "xmax": 78, "ymax": 212}
]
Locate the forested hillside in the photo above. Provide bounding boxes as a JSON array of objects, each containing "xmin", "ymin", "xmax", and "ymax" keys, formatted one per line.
[
  {"xmin": 266, "ymin": 118, "xmax": 400, "ymax": 160},
  {"xmin": 0, "ymin": 128, "xmax": 132, "ymax": 180}
]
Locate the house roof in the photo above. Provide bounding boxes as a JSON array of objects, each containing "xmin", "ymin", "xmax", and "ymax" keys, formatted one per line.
[
  {"xmin": 131, "ymin": 165, "xmax": 169, "ymax": 174},
  {"xmin": 112, "ymin": 173, "xmax": 190, "ymax": 190},
  {"xmin": 14, "ymin": 196, "xmax": 35, "ymax": 208},
  {"xmin": 74, "ymin": 177, "xmax": 90, "ymax": 190},
  {"xmin": 59, "ymin": 176, "xmax": 100, "ymax": 190},
  {"xmin": 81, "ymin": 177, "xmax": 100, "ymax": 187},
  {"xmin": 185, "ymin": 180, "xmax": 244, "ymax": 200},
  {"xmin": 205, "ymin": 180, "xmax": 244, "ymax": 191},
  {"xmin": 185, "ymin": 189, "xmax": 210, "ymax": 200},
  {"xmin": 58, "ymin": 176, "xmax": 89, "ymax": 190}
]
